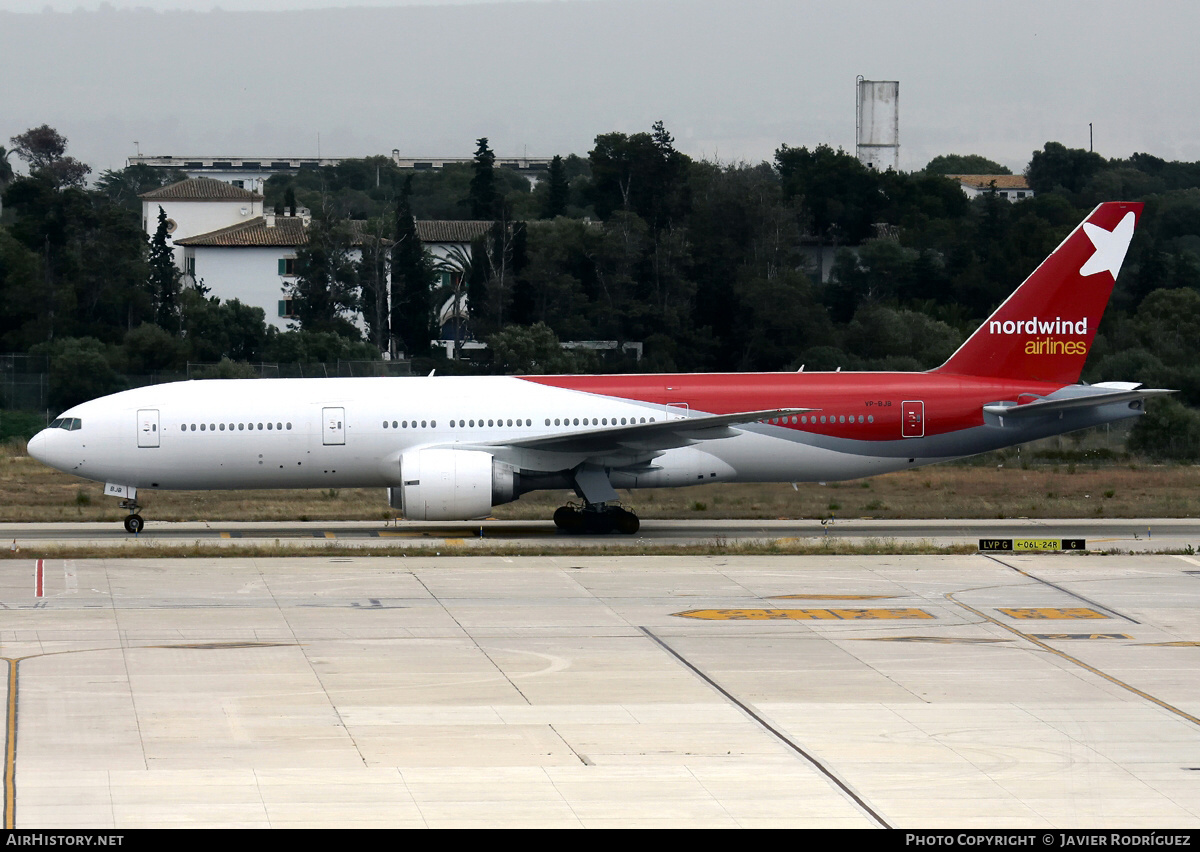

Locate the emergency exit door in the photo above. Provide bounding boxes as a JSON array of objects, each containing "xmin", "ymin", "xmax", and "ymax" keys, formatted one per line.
[{"xmin": 322, "ymin": 407, "xmax": 345, "ymax": 445}]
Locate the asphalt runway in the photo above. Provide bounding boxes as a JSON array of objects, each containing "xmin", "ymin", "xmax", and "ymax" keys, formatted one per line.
[
  {"xmin": 3, "ymin": 517, "xmax": 1200, "ymax": 551},
  {"xmin": 3, "ymin": 550, "xmax": 1200, "ymax": 828}
]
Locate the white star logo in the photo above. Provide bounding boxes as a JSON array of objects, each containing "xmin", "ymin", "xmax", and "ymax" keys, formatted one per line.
[{"xmin": 1079, "ymin": 211, "xmax": 1136, "ymax": 278}]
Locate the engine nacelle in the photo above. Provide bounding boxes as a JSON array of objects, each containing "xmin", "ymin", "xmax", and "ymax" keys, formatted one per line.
[{"xmin": 388, "ymin": 448, "xmax": 517, "ymax": 521}]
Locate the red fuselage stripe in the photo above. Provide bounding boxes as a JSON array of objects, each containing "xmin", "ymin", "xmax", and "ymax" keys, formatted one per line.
[{"xmin": 518, "ymin": 373, "xmax": 1066, "ymax": 441}]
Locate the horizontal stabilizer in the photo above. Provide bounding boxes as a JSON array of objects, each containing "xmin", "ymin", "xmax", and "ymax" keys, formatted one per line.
[{"xmin": 983, "ymin": 388, "xmax": 1174, "ymax": 420}]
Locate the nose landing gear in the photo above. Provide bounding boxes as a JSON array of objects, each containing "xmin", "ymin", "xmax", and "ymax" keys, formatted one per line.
[{"xmin": 119, "ymin": 496, "xmax": 144, "ymax": 534}]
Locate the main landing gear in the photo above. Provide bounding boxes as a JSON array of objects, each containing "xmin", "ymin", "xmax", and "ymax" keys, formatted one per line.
[{"xmin": 553, "ymin": 503, "xmax": 640, "ymax": 535}]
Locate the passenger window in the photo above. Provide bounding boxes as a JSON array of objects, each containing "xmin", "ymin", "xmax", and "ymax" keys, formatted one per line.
[
  {"xmin": 238, "ymin": 424, "xmax": 244, "ymax": 431},
  {"xmin": 200, "ymin": 424, "xmax": 206, "ymax": 431}
]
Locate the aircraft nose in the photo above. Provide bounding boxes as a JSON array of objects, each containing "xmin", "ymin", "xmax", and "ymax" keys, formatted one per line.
[{"xmin": 27, "ymin": 430, "xmax": 48, "ymax": 464}]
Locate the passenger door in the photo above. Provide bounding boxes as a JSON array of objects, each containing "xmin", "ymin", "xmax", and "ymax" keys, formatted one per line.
[
  {"xmin": 322, "ymin": 407, "xmax": 346, "ymax": 446},
  {"xmin": 137, "ymin": 409, "xmax": 160, "ymax": 448},
  {"xmin": 901, "ymin": 400, "xmax": 924, "ymax": 438}
]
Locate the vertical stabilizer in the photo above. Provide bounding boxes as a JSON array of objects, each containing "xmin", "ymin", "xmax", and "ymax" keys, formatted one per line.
[{"xmin": 934, "ymin": 201, "xmax": 1142, "ymax": 383}]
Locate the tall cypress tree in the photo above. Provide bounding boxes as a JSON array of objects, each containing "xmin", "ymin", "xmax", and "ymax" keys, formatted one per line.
[
  {"xmin": 147, "ymin": 205, "xmax": 182, "ymax": 330},
  {"xmin": 391, "ymin": 176, "xmax": 435, "ymax": 357},
  {"xmin": 469, "ymin": 137, "xmax": 497, "ymax": 219},
  {"xmin": 542, "ymin": 154, "xmax": 569, "ymax": 219}
]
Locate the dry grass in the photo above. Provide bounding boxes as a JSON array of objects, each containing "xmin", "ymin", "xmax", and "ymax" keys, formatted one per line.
[
  {"xmin": 4, "ymin": 438, "xmax": 1198, "ymax": 523},
  {"xmin": 0, "ymin": 538, "xmax": 986, "ymax": 560}
]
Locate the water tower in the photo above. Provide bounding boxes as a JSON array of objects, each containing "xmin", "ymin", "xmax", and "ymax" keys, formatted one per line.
[{"xmin": 856, "ymin": 77, "xmax": 899, "ymax": 171}]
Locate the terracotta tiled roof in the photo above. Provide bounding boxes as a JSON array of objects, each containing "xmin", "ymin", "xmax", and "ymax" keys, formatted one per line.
[
  {"xmin": 140, "ymin": 177, "xmax": 263, "ymax": 201},
  {"xmin": 947, "ymin": 174, "xmax": 1030, "ymax": 190},
  {"xmin": 177, "ymin": 217, "xmax": 381, "ymax": 248},
  {"xmin": 416, "ymin": 220, "xmax": 493, "ymax": 243}
]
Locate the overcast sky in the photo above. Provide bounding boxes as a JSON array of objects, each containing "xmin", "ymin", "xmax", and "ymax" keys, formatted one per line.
[{"xmin": 2, "ymin": 0, "xmax": 1196, "ymax": 178}]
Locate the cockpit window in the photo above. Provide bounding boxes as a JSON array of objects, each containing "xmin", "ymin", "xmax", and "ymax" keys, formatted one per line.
[{"xmin": 49, "ymin": 417, "xmax": 82, "ymax": 431}]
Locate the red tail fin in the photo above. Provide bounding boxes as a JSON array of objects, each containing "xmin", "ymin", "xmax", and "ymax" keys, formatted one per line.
[{"xmin": 934, "ymin": 201, "xmax": 1142, "ymax": 383}]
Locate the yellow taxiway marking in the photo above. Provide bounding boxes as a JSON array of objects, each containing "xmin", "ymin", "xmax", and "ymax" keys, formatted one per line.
[
  {"xmin": 1030, "ymin": 633, "xmax": 1132, "ymax": 640},
  {"xmin": 997, "ymin": 607, "xmax": 1107, "ymax": 619},
  {"xmin": 324, "ymin": 532, "xmax": 337, "ymax": 539},
  {"xmin": 772, "ymin": 594, "xmax": 897, "ymax": 600},
  {"xmin": 219, "ymin": 532, "xmax": 232, "ymax": 539},
  {"xmin": 4, "ymin": 658, "xmax": 15, "ymax": 828},
  {"xmin": 442, "ymin": 538, "xmax": 466, "ymax": 547},
  {"xmin": 854, "ymin": 643, "xmax": 1012, "ymax": 648},
  {"xmin": 1138, "ymin": 641, "xmax": 1200, "ymax": 647},
  {"xmin": 948, "ymin": 591, "xmax": 1200, "ymax": 729},
  {"xmin": 674, "ymin": 608, "xmax": 933, "ymax": 621}
]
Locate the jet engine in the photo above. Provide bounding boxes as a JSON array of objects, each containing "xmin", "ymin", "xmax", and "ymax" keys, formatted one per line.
[{"xmin": 388, "ymin": 448, "xmax": 517, "ymax": 521}]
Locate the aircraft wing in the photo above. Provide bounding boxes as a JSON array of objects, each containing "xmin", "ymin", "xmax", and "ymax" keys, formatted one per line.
[
  {"xmin": 983, "ymin": 387, "xmax": 1174, "ymax": 420},
  {"xmin": 481, "ymin": 407, "xmax": 815, "ymax": 455}
]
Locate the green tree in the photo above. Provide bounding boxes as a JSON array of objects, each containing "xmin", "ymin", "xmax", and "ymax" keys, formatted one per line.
[
  {"xmin": 9, "ymin": 125, "xmax": 91, "ymax": 189},
  {"xmin": 32, "ymin": 336, "xmax": 124, "ymax": 410},
  {"xmin": 924, "ymin": 154, "xmax": 1011, "ymax": 175},
  {"xmin": 286, "ymin": 209, "xmax": 361, "ymax": 338},
  {"xmin": 486, "ymin": 322, "xmax": 584, "ymax": 374},
  {"xmin": 1025, "ymin": 141, "xmax": 1106, "ymax": 195},
  {"xmin": 469, "ymin": 137, "xmax": 498, "ymax": 219},
  {"xmin": 1127, "ymin": 397, "xmax": 1200, "ymax": 460},
  {"xmin": 432, "ymin": 243, "xmax": 474, "ymax": 357},
  {"xmin": 147, "ymin": 206, "xmax": 182, "ymax": 330},
  {"xmin": 588, "ymin": 121, "xmax": 690, "ymax": 229},
  {"xmin": 391, "ymin": 178, "xmax": 436, "ymax": 357},
  {"xmin": 542, "ymin": 154, "xmax": 569, "ymax": 219},
  {"xmin": 357, "ymin": 217, "xmax": 391, "ymax": 354},
  {"xmin": 95, "ymin": 164, "xmax": 187, "ymax": 213}
]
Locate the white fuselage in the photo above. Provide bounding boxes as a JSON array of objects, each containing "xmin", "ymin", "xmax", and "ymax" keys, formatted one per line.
[{"xmin": 26, "ymin": 376, "xmax": 915, "ymax": 496}]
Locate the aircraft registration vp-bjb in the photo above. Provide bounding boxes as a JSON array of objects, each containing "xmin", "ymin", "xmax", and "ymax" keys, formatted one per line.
[{"xmin": 28, "ymin": 201, "xmax": 1169, "ymax": 534}]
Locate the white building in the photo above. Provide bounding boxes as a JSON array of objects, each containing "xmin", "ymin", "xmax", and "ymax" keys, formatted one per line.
[
  {"xmin": 174, "ymin": 212, "xmax": 326, "ymax": 331},
  {"xmin": 948, "ymin": 174, "xmax": 1034, "ymax": 202},
  {"xmin": 140, "ymin": 177, "xmax": 264, "ymax": 257}
]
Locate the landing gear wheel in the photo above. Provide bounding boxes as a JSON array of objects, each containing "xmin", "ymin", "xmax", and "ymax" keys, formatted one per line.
[
  {"xmin": 553, "ymin": 506, "xmax": 580, "ymax": 531},
  {"xmin": 613, "ymin": 508, "xmax": 640, "ymax": 535},
  {"xmin": 123, "ymin": 514, "xmax": 144, "ymax": 534},
  {"xmin": 553, "ymin": 504, "xmax": 639, "ymax": 535}
]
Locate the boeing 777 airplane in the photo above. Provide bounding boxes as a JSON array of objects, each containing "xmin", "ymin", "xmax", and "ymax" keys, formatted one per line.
[{"xmin": 28, "ymin": 201, "xmax": 1168, "ymax": 534}]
